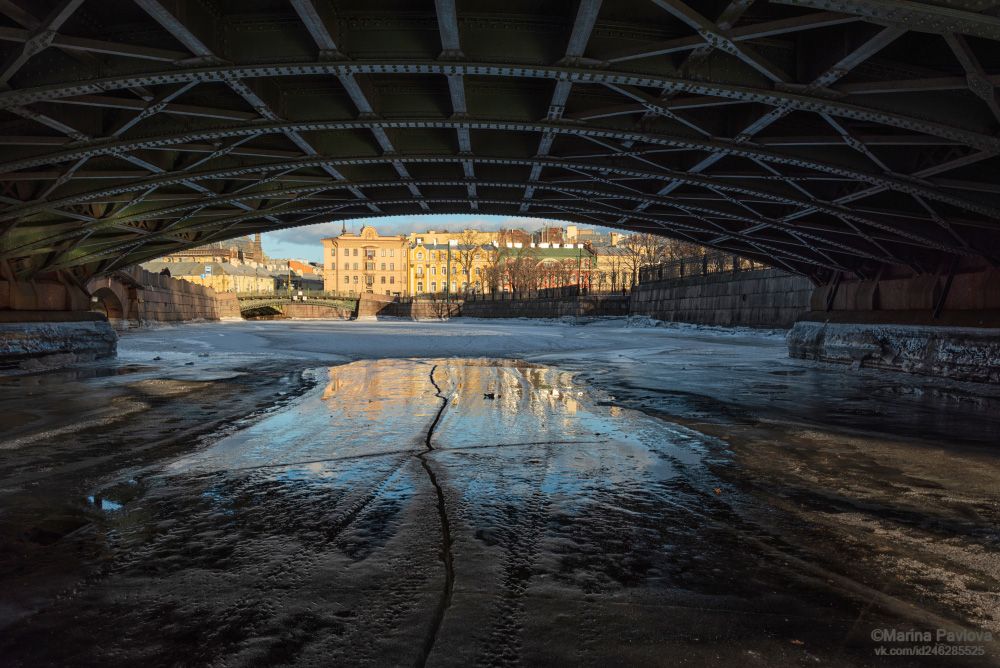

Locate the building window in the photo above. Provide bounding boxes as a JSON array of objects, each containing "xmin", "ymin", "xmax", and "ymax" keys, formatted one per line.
[
  {"xmin": 431, "ymin": 282, "xmax": 437, "ymax": 291},
  {"xmin": 417, "ymin": 252, "xmax": 423, "ymax": 260},
  {"xmin": 353, "ymin": 263, "xmax": 358, "ymax": 270},
  {"xmin": 390, "ymin": 276, "xmax": 394, "ymax": 284},
  {"xmin": 330, "ymin": 262, "xmax": 336, "ymax": 270},
  {"xmin": 380, "ymin": 263, "xmax": 386, "ymax": 271},
  {"xmin": 431, "ymin": 266, "xmax": 436, "ymax": 275},
  {"xmin": 344, "ymin": 276, "xmax": 349, "ymax": 284},
  {"xmin": 353, "ymin": 276, "xmax": 358, "ymax": 283},
  {"xmin": 389, "ymin": 249, "xmax": 395, "ymax": 257},
  {"xmin": 366, "ymin": 262, "xmax": 375, "ymax": 271},
  {"xmin": 366, "ymin": 249, "xmax": 375, "ymax": 259},
  {"xmin": 417, "ymin": 282, "xmax": 423, "ymax": 292},
  {"xmin": 380, "ymin": 249, "xmax": 386, "ymax": 257},
  {"xmin": 380, "ymin": 276, "xmax": 386, "ymax": 284},
  {"xmin": 365, "ymin": 275, "xmax": 374, "ymax": 286},
  {"xmin": 343, "ymin": 248, "xmax": 349, "ymax": 257},
  {"xmin": 353, "ymin": 249, "xmax": 358, "ymax": 257},
  {"xmin": 389, "ymin": 263, "xmax": 394, "ymax": 270}
]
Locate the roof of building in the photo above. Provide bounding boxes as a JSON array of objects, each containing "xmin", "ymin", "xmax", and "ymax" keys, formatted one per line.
[
  {"xmin": 524, "ymin": 247, "xmax": 594, "ymax": 259},
  {"xmin": 590, "ymin": 246, "xmax": 630, "ymax": 256},
  {"xmin": 142, "ymin": 261, "xmax": 279, "ymax": 278},
  {"xmin": 158, "ymin": 236, "xmax": 258, "ymax": 256},
  {"xmin": 411, "ymin": 243, "xmax": 486, "ymax": 251}
]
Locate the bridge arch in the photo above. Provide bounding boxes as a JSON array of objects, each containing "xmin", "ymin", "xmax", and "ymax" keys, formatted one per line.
[
  {"xmin": 1, "ymin": 0, "xmax": 999, "ymax": 284},
  {"xmin": 89, "ymin": 287, "xmax": 125, "ymax": 327}
]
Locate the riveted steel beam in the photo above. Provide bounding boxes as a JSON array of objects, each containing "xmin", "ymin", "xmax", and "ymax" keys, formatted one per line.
[
  {"xmin": 1, "ymin": 62, "xmax": 991, "ymax": 149},
  {"xmin": 1, "ymin": 116, "xmax": 996, "ymax": 220},
  {"xmin": 774, "ymin": 0, "xmax": 1000, "ymax": 41},
  {"xmin": 3, "ymin": 151, "xmax": 997, "ymax": 234}
]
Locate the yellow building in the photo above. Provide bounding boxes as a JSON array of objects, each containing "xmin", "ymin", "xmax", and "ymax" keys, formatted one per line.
[
  {"xmin": 322, "ymin": 226, "xmax": 408, "ymax": 296},
  {"xmin": 409, "ymin": 240, "xmax": 492, "ymax": 295}
]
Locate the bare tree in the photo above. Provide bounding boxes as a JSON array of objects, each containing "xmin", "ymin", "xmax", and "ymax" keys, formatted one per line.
[
  {"xmin": 482, "ymin": 230, "xmax": 511, "ymax": 294},
  {"xmin": 594, "ymin": 269, "xmax": 607, "ymax": 291},
  {"xmin": 504, "ymin": 245, "xmax": 540, "ymax": 293},
  {"xmin": 621, "ymin": 233, "xmax": 674, "ymax": 287},
  {"xmin": 455, "ymin": 229, "xmax": 480, "ymax": 293}
]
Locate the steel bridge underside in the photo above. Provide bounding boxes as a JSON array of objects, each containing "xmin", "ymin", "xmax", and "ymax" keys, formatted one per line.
[{"xmin": 3, "ymin": 0, "xmax": 1000, "ymax": 283}]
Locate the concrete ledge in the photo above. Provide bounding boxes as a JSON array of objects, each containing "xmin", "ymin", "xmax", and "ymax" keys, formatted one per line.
[
  {"xmin": 0, "ymin": 320, "xmax": 117, "ymax": 372},
  {"xmin": 788, "ymin": 321, "xmax": 1000, "ymax": 383}
]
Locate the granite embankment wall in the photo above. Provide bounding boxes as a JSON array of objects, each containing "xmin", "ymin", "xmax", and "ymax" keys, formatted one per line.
[
  {"xmin": 2, "ymin": 272, "xmax": 116, "ymax": 369},
  {"xmin": 280, "ymin": 303, "xmax": 352, "ymax": 319},
  {"xmin": 789, "ymin": 265, "xmax": 1000, "ymax": 382},
  {"xmin": 2, "ymin": 268, "xmax": 242, "ymax": 369},
  {"xmin": 86, "ymin": 267, "xmax": 240, "ymax": 328},
  {"xmin": 357, "ymin": 295, "xmax": 462, "ymax": 319},
  {"xmin": 461, "ymin": 295, "xmax": 630, "ymax": 319},
  {"xmin": 629, "ymin": 269, "xmax": 815, "ymax": 328}
]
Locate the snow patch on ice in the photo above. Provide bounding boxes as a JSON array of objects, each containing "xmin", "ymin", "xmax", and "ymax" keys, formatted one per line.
[{"xmin": 626, "ymin": 315, "xmax": 786, "ymax": 339}]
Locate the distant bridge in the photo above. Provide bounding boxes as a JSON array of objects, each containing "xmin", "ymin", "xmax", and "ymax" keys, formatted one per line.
[{"xmin": 238, "ymin": 296, "xmax": 358, "ymax": 317}]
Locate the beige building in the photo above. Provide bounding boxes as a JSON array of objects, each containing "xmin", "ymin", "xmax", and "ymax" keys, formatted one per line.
[
  {"xmin": 590, "ymin": 246, "xmax": 634, "ymax": 292},
  {"xmin": 142, "ymin": 261, "xmax": 277, "ymax": 293},
  {"xmin": 323, "ymin": 225, "xmax": 408, "ymax": 296},
  {"xmin": 155, "ymin": 234, "xmax": 266, "ymax": 265},
  {"xmin": 406, "ymin": 229, "xmax": 498, "ymax": 247}
]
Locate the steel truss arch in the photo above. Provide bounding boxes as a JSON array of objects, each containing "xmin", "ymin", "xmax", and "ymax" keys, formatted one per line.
[{"xmin": 2, "ymin": 0, "xmax": 1000, "ymax": 280}]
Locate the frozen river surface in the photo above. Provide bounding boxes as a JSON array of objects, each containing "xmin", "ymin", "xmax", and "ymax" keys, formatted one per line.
[{"xmin": 1, "ymin": 319, "xmax": 998, "ymax": 666}]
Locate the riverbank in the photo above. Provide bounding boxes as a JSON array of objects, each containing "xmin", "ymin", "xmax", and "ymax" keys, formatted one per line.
[{"xmin": 1, "ymin": 319, "xmax": 997, "ymax": 665}]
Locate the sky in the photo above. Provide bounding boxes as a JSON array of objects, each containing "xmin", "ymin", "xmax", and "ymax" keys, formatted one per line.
[{"xmin": 261, "ymin": 214, "xmax": 610, "ymax": 263}]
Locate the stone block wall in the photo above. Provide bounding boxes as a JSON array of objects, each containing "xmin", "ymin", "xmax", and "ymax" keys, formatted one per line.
[
  {"xmin": 0, "ymin": 274, "xmax": 90, "ymax": 314},
  {"xmin": 356, "ymin": 294, "xmax": 396, "ymax": 318},
  {"xmin": 808, "ymin": 266, "xmax": 1000, "ymax": 326},
  {"xmin": 281, "ymin": 303, "xmax": 353, "ymax": 319},
  {"xmin": 460, "ymin": 295, "xmax": 630, "ymax": 319},
  {"xmin": 629, "ymin": 269, "xmax": 814, "ymax": 328},
  {"xmin": 86, "ymin": 267, "xmax": 243, "ymax": 327}
]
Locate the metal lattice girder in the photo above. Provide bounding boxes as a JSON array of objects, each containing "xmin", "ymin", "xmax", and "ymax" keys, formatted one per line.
[
  {"xmin": 9, "ymin": 116, "xmax": 989, "ymax": 217},
  {"xmin": 774, "ymin": 0, "xmax": 1000, "ymax": 41},
  {"xmin": 1, "ymin": 62, "xmax": 995, "ymax": 147},
  {"xmin": 1, "ymin": 0, "xmax": 1000, "ymax": 281},
  {"xmin": 3, "ymin": 151, "xmax": 999, "ymax": 228}
]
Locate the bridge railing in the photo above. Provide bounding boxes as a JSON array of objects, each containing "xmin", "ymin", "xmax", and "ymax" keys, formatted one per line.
[
  {"xmin": 235, "ymin": 290, "xmax": 360, "ymax": 301},
  {"xmin": 464, "ymin": 286, "xmax": 630, "ymax": 302},
  {"xmin": 638, "ymin": 252, "xmax": 768, "ymax": 284}
]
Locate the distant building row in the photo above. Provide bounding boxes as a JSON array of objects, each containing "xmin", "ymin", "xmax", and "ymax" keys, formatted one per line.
[
  {"xmin": 142, "ymin": 233, "xmax": 323, "ymax": 294},
  {"xmin": 323, "ymin": 226, "xmax": 636, "ymax": 297}
]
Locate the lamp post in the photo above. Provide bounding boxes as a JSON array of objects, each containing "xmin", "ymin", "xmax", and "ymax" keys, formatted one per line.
[{"xmin": 576, "ymin": 244, "xmax": 582, "ymax": 295}]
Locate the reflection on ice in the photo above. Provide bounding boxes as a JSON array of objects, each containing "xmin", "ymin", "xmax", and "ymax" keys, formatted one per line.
[
  {"xmin": 166, "ymin": 359, "xmax": 720, "ymax": 500},
  {"xmin": 85, "ymin": 496, "xmax": 123, "ymax": 512}
]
